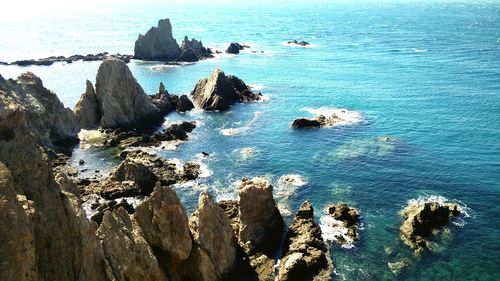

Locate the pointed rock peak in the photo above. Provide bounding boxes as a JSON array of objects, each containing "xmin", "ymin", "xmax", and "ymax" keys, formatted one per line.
[
  {"xmin": 17, "ymin": 71, "xmax": 43, "ymax": 86},
  {"xmin": 85, "ymin": 79, "xmax": 95, "ymax": 93},
  {"xmin": 159, "ymin": 82, "xmax": 167, "ymax": 95},
  {"xmin": 296, "ymin": 201, "xmax": 314, "ymax": 220}
]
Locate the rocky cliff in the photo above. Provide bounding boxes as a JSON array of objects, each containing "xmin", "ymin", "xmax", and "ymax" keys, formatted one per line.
[{"xmin": 0, "ymin": 73, "xmax": 79, "ymax": 149}]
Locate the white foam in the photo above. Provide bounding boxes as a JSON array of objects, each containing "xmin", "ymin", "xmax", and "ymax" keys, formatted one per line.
[
  {"xmin": 275, "ymin": 174, "xmax": 308, "ymax": 198},
  {"xmin": 405, "ymin": 195, "xmax": 472, "ymax": 226},
  {"xmin": 302, "ymin": 107, "xmax": 363, "ymax": 127},
  {"xmin": 237, "ymin": 147, "xmax": 258, "ymax": 160},
  {"xmin": 319, "ymin": 215, "xmax": 356, "ymax": 249},
  {"xmin": 221, "ymin": 111, "xmax": 262, "ymax": 136},
  {"xmin": 249, "ymin": 83, "xmax": 265, "ymax": 91}
]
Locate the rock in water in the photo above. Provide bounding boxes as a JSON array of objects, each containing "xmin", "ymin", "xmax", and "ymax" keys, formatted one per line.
[
  {"xmin": 238, "ymin": 177, "xmax": 284, "ymax": 255},
  {"xmin": 190, "ymin": 69, "xmax": 262, "ymax": 111},
  {"xmin": 326, "ymin": 203, "xmax": 360, "ymax": 244},
  {"xmin": 179, "ymin": 36, "xmax": 213, "ymax": 62},
  {"xmin": 0, "ymin": 73, "xmax": 80, "ymax": 149},
  {"xmin": 74, "ymin": 80, "xmax": 100, "ymax": 129},
  {"xmin": 400, "ymin": 200, "xmax": 460, "ymax": 250},
  {"xmin": 176, "ymin": 95, "xmax": 195, "ymax": 112},
  {"xmin": 277, "ymin": 201, "xmax": 333, "ymax": 281},
  {"xmin": 226, "ymin": 42, "xmax": 242, "ymax": 54},
  {"xmin": 291, "ymin": 117, "xmax": 323, "ymax": 128},
  {"xmin": 188, "ymin": 192, "xmax": 238, "ymax": 280},
  {"xmin": 134, "ymin": 18, "xmax": 181, "ymax": 61},
  {"xmin": 92, "ymin": 59, "xmax": 164, "ymax": 129}
]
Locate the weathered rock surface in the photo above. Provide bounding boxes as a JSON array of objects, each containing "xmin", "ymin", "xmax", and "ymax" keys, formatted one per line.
[
  {"xmin": 191, "ymin": 69, "xmax": 262, "ymax": 111},
  {"xmin": 326, "ymin": 203, "xmax": 360, "ymax": 244},
  {"xmin": 74, "ymin": 80, "xmax": 100, "ymax": 129},
  {"xmin": 97, "ymin": 207, "xmax": 168, "ymax": 281},
  {"xmin": 238, "ymin": 177, "xmax": 284, "ymax": 255},
  {"xmin": 277, "ymin": 201, "xmax": 333, "ymax": 281},
  {"xmin": 134, "ymin": 18, "xmax": 181, "ymax": 61},
  {"xmin": 94, "ymin": 59, "xmax": 164, "ymax": 129},
  {"xmin": 0, "ymin": 73, "xmax": 80, "ymax": 149},
  {"xmin": 177, "ymin": 94, "xmax": 195, "ymax": 112},
  {"xmin": 0, "ymin": 109, "xmax": 107, "ymax": 281},
  {"xmin": 188, "ymin": 192, "xmax": 238, "ymax": 281},
  {"xmin": 400, "ymin": 200, "xmax": 460, "ymax": 250},
  {"xmin": 134, "ymin": 184, "xmax": 193, "ymax": 260}
]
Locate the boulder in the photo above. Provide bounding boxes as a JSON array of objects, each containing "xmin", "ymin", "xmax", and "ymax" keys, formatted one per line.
[
  {"xmin": 277, "ymin": 201, "xmax": 333, "ymax": 281},
  {"xmin": 188, "ymin": 192, "xmax": 238, "ymax": 280},
  {"xmin": 400, "ymin": 200, "xmax": 460, "ymax": 250},
  {"xmin": 238, "ymin": 177, "xmax": 284, "ymax": 255},
  {"xmin": 99, "ymin": 160, "xmax": 158, "ymax": 199},
  {"xmin": 92, "ymin": 59, "xmax": 164, "ymax": 129},
  {"xmin": 226, "ymin": 42, "xmax": 242, "ymax": 54},
  {"xmin": 179, "ymin": 36, "xmax": 213, "ymax": 62},
  {"xmin": 287, "ymin": 40, "xmax": 310, "ymax": 46},
  {"xmin": 134, "ymin": 18, "xmax": 181, "ymax": 61},
  {"xmin": 0, "ymin": 73, "xmax": 80, "ymax": 149},
  {"xmin": 291, "ymin": 117, "xmax": 323, "ymax": 128},
  {"xmin": 74, "ymin": 80, "xmax": 100, "ymax": 129},
  {"xmin": 190, "ymin": 69, "xmax": 262, "ymax": 111}
]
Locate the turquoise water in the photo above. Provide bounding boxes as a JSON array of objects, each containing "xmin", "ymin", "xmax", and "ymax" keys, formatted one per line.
[{"xmin": 1, "ymin": 1, "xmax": 499, "ymax": 280}]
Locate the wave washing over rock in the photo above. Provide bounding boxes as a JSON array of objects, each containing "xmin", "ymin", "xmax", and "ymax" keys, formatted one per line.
[{"xmin": 303, "ymin": 107, "xmax": 363, "ymax": 127}]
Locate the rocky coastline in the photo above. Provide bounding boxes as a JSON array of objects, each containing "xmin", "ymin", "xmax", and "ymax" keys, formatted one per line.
[{"xmin": 0, "ymin": 18, "xmax": 470, "ymax": 281}]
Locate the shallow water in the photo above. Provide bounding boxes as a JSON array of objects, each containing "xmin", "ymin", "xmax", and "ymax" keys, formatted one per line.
[{"xmin": 1, "ymin": 1, "xmax": 499, "ymax": 280}]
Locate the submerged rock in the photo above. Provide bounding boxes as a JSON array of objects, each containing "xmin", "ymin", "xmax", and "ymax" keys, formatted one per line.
[
  {"xmin": 277, "ymin": 201, "xmax": 333, "ymax": 281},
  {"xmin": 0, "ymin": 72, "xmax": 80, "ymax": 149},
  {"xmin": 190, "ymin": 69, "xmax": 262, "ymax": 111},
  {"xmin": 400, "ymin": 200, "xmax": 460, "ymax": 250},
  {"xmin": 287, "ymin": 40, "xmax": 310, "ymax": 46},
  {"xmin": 134, "ymin": 18, "xmax": 181, "ymax": 61}
]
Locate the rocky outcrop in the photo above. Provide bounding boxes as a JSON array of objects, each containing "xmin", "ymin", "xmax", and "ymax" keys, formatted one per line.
[
  {"xmin": 134, "ymin": 18, "xmax": 181, "ymax": 61},
  {"xmin": 238, "ymin": 177, "xmax": 284, "ymax": 255},
  {"xmin": 0, "ymin": 73, "xmax": 79, "ymax": 149},
  {"xmin": 191, "ymin": 69, "xmax": 262, "ymax": 111},
  {"xmin": 97, "ymin": 207, "xmax": 168, "ymax": 281},
  {"xmin": 277, "ymin": 201, "xmax": 333, "ymax": 281},
  {"xmin": 188, "ymin": 192, "xmax": 238, "ymax": 281},
  {"xmin": 8, "ymin": 53, "xmax": 132, "ymax": 67},
  {"xmin": 0, "ymin": 109, "xmax": 107, "ymax": 281},
  {"xmin": 74, "ymin": 80, "xmax": 100, "ymax": 129},
  {"xmin": 180, "ymin": 36, "xmax": 213, "ymax": 62},
  {"xmin": 75, "ymin": 59, "xmax": 167, "ymax": 129},
  {"xmin": 176, "ymin": 95, "xmax": 195, "ymax": 112},
  {"xmin": 292, "ymin": 114, "xmax": 345, "ymax": 129},
  {"xmin": 226, "ymin": 42, "xmax": 247, "ymax": 54},
  {"xmin": 400, "ymin": 200, "xmax": 460, "ymax": 250},
  {"xmin": 99, "ymin": 160, "xmax": 158, "ymax": 199},
  {"xmin": 326, "ymin": 203, "xmax": 360, "ymax": 245}
]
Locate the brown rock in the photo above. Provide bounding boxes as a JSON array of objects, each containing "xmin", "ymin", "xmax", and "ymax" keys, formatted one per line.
[
  {"xmin": 74, "ymin": 80, "xmax": 100, "ymax": 129},
  {"xmin": 277, "ymin": 201, "xmax": 333, "ymax": 281}
]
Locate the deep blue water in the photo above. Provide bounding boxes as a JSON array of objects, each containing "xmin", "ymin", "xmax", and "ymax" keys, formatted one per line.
[{"xmin": 1, "ymin": 1, "xmax": 499, "ymax": 280}]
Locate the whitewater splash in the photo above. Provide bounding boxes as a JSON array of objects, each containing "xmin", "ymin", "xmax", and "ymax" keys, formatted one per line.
[
  {"xmin": 275, "ymin": 174, "xmax": 308, "ymax": 199},
  {"xmin": 319, "ymin": 215, "xmax": 357, "ymax": 249},
  {"xmin": 221, "ymin": 111, "xmax": 262, "ymax": 136},
  {"xmin": 405, "ymin": 195, "xmax": 472, "ymax": 227},
  {"xmin": 302, "ymin": 107, "xmax": 363, "ymax": 127}
]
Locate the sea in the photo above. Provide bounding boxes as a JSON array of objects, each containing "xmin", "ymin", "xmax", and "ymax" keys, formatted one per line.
[{"xmin": 0, "ymin": 1, "xmax": 499, "ymax": 280}]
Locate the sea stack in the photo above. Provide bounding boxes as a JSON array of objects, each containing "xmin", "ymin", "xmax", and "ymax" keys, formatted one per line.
[
  {"xmin": 190, "ymin": 69, "xmax": 262, "ymax": 111},
  {"xmin": 134, "ymin": 19, "xmax": 181, "ymax": 61},
  {"xmin": 74, "ymin": 59, "xmax": 166, "ymax": 129}
]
